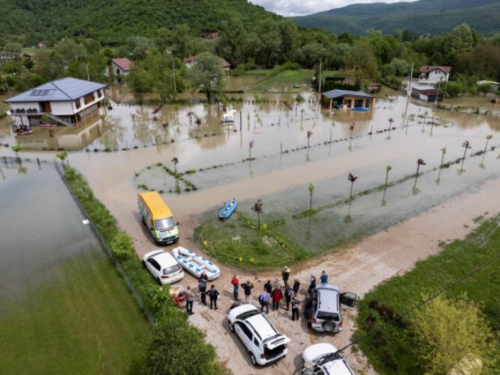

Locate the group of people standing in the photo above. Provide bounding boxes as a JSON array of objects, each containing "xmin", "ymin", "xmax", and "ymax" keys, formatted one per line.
[{"xmin": 182, "ymin": 267, "xmax": 329, "ymax": 321}]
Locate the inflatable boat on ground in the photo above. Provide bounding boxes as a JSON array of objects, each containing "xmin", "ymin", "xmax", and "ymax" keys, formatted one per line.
[
  {"xmin": 218, "ymin": 199, "xmax": 237, "ymax": 219},
  {"xmin": 171, "ymin": 246, "xmax": 221, "ymax": 280}
]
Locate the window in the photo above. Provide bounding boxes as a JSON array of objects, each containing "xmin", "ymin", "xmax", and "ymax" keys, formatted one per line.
[
  {"xmin": 154, "ymin": 217, "xmax": 176, "ymax": 230},
  {"xmin": 163, "ymin": 264, "xmax": 181, "ymax": 275},
  {"xmin": 253, "ymin": 337, "xmax": 260, "ymax": 346},
  {"xmin": 96, "ymin": 90, "xmax": 102, "ymax": 98},
  {"xmin": 239, "ymin": 323, "xmax": 253, "ymax": 340},
  {"xmin": 148, "ymin": 258, "xmax": 161, "ymax": 271},
  {"xmin": 316, "ymin": 311, "xmax": 339, "ymax": 321},
  {"xmin": 84, "ymin": 93, "xmax": 95, "ymax": 105},
  {"xmin": 75, "ymin": 99, "xmax": 81, "ymax": 110}
]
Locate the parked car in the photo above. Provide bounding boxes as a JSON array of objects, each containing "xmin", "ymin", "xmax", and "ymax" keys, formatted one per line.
[
  {"xmin": 301, "ymin": 343, "xmax": 355, "ymax": 375},
  {"xmin": 228, "ymin": 304, "xmax": 290, "ymax": 366},
  {"xmin": 143, "ymin": 250, "xmax": 184, "ymax": 285},
  {"xmin": 310, "ymin": 284, "xmax": 357, "ymax": 333}
]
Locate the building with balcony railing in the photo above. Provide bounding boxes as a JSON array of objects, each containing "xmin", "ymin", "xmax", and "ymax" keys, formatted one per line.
[{"xmin": 4, "ymin": 77, "xmax": 107, "ymax": 127}]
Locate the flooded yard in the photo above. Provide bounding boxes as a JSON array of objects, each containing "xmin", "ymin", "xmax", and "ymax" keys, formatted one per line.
[{"xmin": 0, "ymin": 159, "xmax": 150, "ymax": 374}]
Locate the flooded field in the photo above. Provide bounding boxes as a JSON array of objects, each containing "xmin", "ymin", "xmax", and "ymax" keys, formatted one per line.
[
  {"xmin": 0, "ymin": 159, "xmax": 150, "ymax": 374},
  {"xmin": 2, "ymin": 88, "xmax": 500, "ymax": 261}
]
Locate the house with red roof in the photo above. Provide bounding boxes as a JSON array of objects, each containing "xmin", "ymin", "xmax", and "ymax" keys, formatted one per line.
[
  {"xmin": 107, "ymin": 58, "xmax": 132, "ymax": 83},
  {"xmin": 418, "ymin": 66, "xmax": 451, "ymax": 85}
]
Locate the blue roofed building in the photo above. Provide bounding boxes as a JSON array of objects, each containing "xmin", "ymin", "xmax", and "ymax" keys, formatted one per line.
[
  {"xmin": 4, "ymin": 77, "xmax": 107, "ymax": 127},
  {"xmin": 321, "ymin": 89, "xmax": 375, "ymax": 111}
]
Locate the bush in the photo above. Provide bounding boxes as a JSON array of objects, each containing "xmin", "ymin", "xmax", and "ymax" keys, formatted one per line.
[{"xmin": 110, "ymin": 232, "xmax": 134, "ymax": 259}]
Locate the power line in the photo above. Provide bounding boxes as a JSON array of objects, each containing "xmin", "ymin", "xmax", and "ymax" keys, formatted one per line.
[{"xmin": 336, "ymin": 221, "xmax": 500, "ymax": 354}]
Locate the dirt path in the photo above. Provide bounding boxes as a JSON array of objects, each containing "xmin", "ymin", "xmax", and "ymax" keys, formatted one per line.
[{"xmin": 162, "ymin": 177, "xmax": 500, "ymax": 375}]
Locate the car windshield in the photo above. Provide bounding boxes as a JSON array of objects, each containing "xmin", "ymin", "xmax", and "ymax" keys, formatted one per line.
[
  {"xmin": 316, "ymin": 311, "xmax": 339, "ymax": 320},
  {"xmin": 237, "ymin": 310, "xmax": 260, "ymax": 321},
  {"xmin": 164, "ymin": 264, "xmax": 181, "ymax": 274},
  {"xmin": 154, "ymin": 217, "xmax": 175, "ymax": 230}
]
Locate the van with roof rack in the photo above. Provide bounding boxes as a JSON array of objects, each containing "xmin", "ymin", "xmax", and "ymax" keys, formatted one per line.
[{"xmin": 310, "ymin": 284, "xmax": 357, "ymax": 333}]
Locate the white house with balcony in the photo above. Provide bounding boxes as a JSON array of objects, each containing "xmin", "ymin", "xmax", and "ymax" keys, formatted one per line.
[
  {"xmin": 418, "ymin": 66, "xmax": 451, "ymax": 85},
  {"xmin": 106, "ymin": 58, "xmax": 131, "ymax": 83},
  {"xmin": 4, "ymin": 77, "xmax": 107, "ymax": 127}
]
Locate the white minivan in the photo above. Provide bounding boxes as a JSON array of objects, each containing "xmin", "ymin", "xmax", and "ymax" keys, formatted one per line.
[{"xmin": 228, "ymin": 304, "xmax": 290, "ymax": 366}]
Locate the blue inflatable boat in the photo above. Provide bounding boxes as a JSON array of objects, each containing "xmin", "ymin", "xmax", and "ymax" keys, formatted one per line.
[{"xmin": 218, "ymin": 199, "xmax": 237, "ymax": 219}]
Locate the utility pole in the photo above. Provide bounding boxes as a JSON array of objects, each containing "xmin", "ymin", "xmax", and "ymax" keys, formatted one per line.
[
  {"xmin": 318, "ymin": 60, "xmax": 322, "ymax": 94},
  {"xmin": 434, "ymin": 78, "xmax": 442, "ymax": 108},
  {"xmin": 3, "ymin": 75, "xmax": 11, "ymax": 97},
  {"xmin": 172, "ymin": 59, "xmax": 177, "ymax": 101}
]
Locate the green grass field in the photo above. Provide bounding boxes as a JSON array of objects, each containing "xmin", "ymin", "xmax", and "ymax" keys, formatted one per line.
[
  {"xmin": 0, "ymin": 249, "xmax": 151, "ymax": 375},
  {"xmin": 355, "ymin": 215, "xmax": 500, "ymax": 374}
]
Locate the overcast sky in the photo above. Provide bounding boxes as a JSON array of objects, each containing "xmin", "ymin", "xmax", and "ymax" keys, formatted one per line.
[{"xmin": 249, "ymin": 0, "xmax": 418, "ymax": 17}]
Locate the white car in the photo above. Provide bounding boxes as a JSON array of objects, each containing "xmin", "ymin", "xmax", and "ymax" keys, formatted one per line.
[
  {"xmin": 228, "ymin": 304, "xmax": 290, "ymax": 366},
  {"xmin": 143, "ymin": 250, "xmax": 184, "ymax": 285},
  {"xmin": 301, "ymin": 343, "xmax": 355, "ymax": 375}
]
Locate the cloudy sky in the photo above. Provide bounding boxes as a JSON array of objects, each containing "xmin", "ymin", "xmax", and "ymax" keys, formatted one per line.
[{"xmin": 250, "ymin": 0, "xmax": 418, "ymax": 17}]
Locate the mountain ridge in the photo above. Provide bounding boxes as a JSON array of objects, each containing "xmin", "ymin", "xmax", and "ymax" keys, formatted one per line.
[{"xmin": 292, "ymin": 0, "xmax": 500, "ymax": 35}]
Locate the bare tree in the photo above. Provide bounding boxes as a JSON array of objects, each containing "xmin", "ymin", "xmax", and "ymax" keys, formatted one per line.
[
  {"xmin": 251, "ymin": 199, "xmax": 263, "ymax": 228},
  {"xmin": 171, "ymin": 157, "xmax": 179, "ymax": 173},
  {"xmin": 348, "ymin": 172, "xmax": 358, "ymax": 202}
]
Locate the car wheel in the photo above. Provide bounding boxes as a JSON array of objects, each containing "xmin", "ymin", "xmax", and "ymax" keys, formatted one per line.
[
  {"xmin": 322, "ymin": 319, "xmax": 337, "ymax": 332},
  {"xmin": 250, "ymin": 353, "xmax": 258, "ymax": 366},
  {"xmin": 229, "ymin": 321, "xmax": 235, "ymax": 333}
]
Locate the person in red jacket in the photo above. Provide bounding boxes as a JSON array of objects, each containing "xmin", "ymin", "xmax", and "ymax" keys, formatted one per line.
[
  {"xmin": 231, "ymin": 275, "xmax": 240, "ymax": 301},
  {"xmin": 271, "ymin": 285, "xmax": 283, "ymax": 311}
]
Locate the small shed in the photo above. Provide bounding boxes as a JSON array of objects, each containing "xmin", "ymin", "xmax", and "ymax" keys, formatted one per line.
[
  {"xmin": 411, "ymin": 87, "xmax": 444, "ymax": 103},
  {"xmin": 322, "ymin": 89, "xmax": 375, "ymax": 110}
]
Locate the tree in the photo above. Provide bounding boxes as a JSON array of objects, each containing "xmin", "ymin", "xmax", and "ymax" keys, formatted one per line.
[
  {"xmin": 150, "ymin": 287, "xmax": 171, "ymax": 317},
  {"xmin": 307, "ymin": 130, "xmax": 313, "ymax": 148},
  {"xmin": 347, "ymin": 172, "xmax": 358, "ymax": 202},
  {"xmin": 126, "ymin": 66, "xmax": 154, "ymax": 105},
  {"xmin": 384, "ymin": 165, "xmax": 392, "ymax": 187},
  {"xmin": 416, "ymin": 158, "xmax": 426, "ymax": 176},
  {"xmin": 477, "ymin": 83, "xmax": 493, "ymax": 97},
  {"xmin": 440, "ymin": 81, "xmax": 463, "ymax": 98},
  {"xmin": 141, "ymin": 314, "xmax": 221, "ymax": 375},
  {"xmin": 188, "ymin": 52, "xmax": 224, "ymax": 103},
  {"xmin": 56, "ymin": 150, "xmax": 68, "ymax": 165},
  {"xmin": 11, "ymin": 143, "xmax": 22, "ymax": 158},
  {"xmin": 462, "ymin": 140, "xmax": 471, "ymax": 160},
  {"xmin": 484, "ymin": 135, "xmax": 493, "ymax": 152},
  {"xmin": 411, "ymin": 294, "xmax": 494, "ymax": 374},
  {"xmin": 248, "ymin": 140, "xmax": 254, "ymax": 160},
  {"xmin": 347, "ymin": 42, "xmax": 379, "ymax": 86},
  {"xmin": 251, "ymin": 199, "xmax": 263, "ymax": 228},
  {"xmin": 439, "ymin": 147, "xmax": 447, "ymax": 168},
  {"xmin": 171, "ymin": 157, "xmax": 179, "ymax": 173},
  {"xmin": 308, "ymin": 183, "xmax": 314, "ymax": 211}
]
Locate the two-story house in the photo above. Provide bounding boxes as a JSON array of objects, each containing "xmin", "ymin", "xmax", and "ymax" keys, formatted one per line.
[
  {"xmin": 5, "ymin": 77, "xmax": 107, "ymax": 127},
  {"xmin": 418, "ymin": 66, "xmax": 451, "ymax": 85},
  {"xmin": 106, "ymin": 58, "xmax": 131, "ymax": 83}
]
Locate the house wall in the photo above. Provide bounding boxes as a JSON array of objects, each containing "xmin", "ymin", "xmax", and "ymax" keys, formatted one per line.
[
  {"xmin": 51, "ymin": 101, "xmax": 75, "ymax": 115},
  {"xmin": 419, "ymin": 70, "xmax": 449, "ymax": 84},
  {"xmin": 74, "ymin": 89, "xmax": 105, "ymax": 115},
  {"xmin": 112, "ymin": 62, "xmax": 129, "ymax": 76}
]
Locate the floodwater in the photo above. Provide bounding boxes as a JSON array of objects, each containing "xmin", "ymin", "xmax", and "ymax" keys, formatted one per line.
[
  {"xmin": 0, "ymin": 159, "xmax": 150, "ymax": 374},
  {"xmin": 2, "ymin": 89, "xmax": 500, "ymax": 258}
]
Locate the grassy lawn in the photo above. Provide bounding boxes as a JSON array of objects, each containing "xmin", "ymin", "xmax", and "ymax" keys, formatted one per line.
[
  {"xmin": 250, "ymin": 69, "xmax": 313, "ymax": 91},
  {"xmin": 0, "ymin": 249, "xmax": 151, "ymax": 375},
  {"xmin": 194, "ymin": 212, "xmax": 308, "ymax": 269},
  {"xmin": 355, "ymin": 215, "xmax": 500, "ymax": 374}
]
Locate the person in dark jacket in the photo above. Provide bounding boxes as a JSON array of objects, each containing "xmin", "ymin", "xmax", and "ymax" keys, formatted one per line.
[
  {"xmin": 282, "ymin": 266, "xmax": 291, "ymax": 284},
  {"xmin": 307, "ymin": 274, "xmax": 317, "ymax": 296},
  {"xmin": 207, "ymin": 285, "xmax": 219, "ymax": 310},
  {"xmin": 271, "ymin": 286, "xmax": 283, "ymax": 311},
  {"xmin": 291, "ymin": 297, "xmax": 300, "ymax": 321},
  {"xmin": 185, "ymin": 286, "xmax": 194, "ymax": 315},
  {"xmin": 199, "ymin": 271, "xmax": 208, "ymax": 305},
  {"xmin": 304, "ymin": 294, "xmax": 314, "ymax": 319},
  {"xmin": 264, "ymin": 280, "xmax": 272, "ymax": 294},
  {"xmin": 241, "ymin": 281, "xmax": 254, "ymax": 303},
  {"xmin": 284, "ymin": 284, "xmax": 293, "ymax": 310},
  {"xmin": 293, "ymin": 279, "xmax": 300, "ymax": 297}
]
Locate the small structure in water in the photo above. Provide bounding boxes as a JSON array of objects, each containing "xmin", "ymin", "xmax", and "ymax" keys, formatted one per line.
[
  {"xmin": 321, "ymin": 89, "xmax": 375, "ymax": 111},
  {"xmin": 221, "ymin": 109, "xmax": 236, "ymax": 123}
]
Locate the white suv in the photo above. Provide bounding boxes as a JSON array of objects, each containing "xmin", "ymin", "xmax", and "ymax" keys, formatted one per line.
[
  {"xmin": 228, "ymin": 304, "xmax": 291, "ymax": 366},
  {"xmin": 301, "ymin": 343, "xmax": 355, "ymax": 374}
]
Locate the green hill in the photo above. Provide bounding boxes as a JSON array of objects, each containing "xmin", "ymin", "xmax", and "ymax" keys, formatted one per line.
[
  {"xmin": 292, "ymin": 0, "xmax": 500, "ymax": 35},
  {"xmin": 0, "ymin": 0, "xmax": 282, "ymax": 45}
]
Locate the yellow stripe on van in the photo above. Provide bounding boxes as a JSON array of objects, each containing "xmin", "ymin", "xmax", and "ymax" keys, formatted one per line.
[{"xmin": 138, "ymin": 192, "xmax": 173, "ymax": 220}]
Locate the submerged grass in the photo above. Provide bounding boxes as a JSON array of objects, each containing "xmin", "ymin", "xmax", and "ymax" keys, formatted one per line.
[
  {"xmin": 355, "ymin": 215, "xmax": 500, "ymax": 374},
  {"xmin": 195, "ymin": 212, "xmax": 308, "ymax": 269},
  {"xmin": 0, "ymin": 249, "xmax": 151, "ymax": 375}
]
